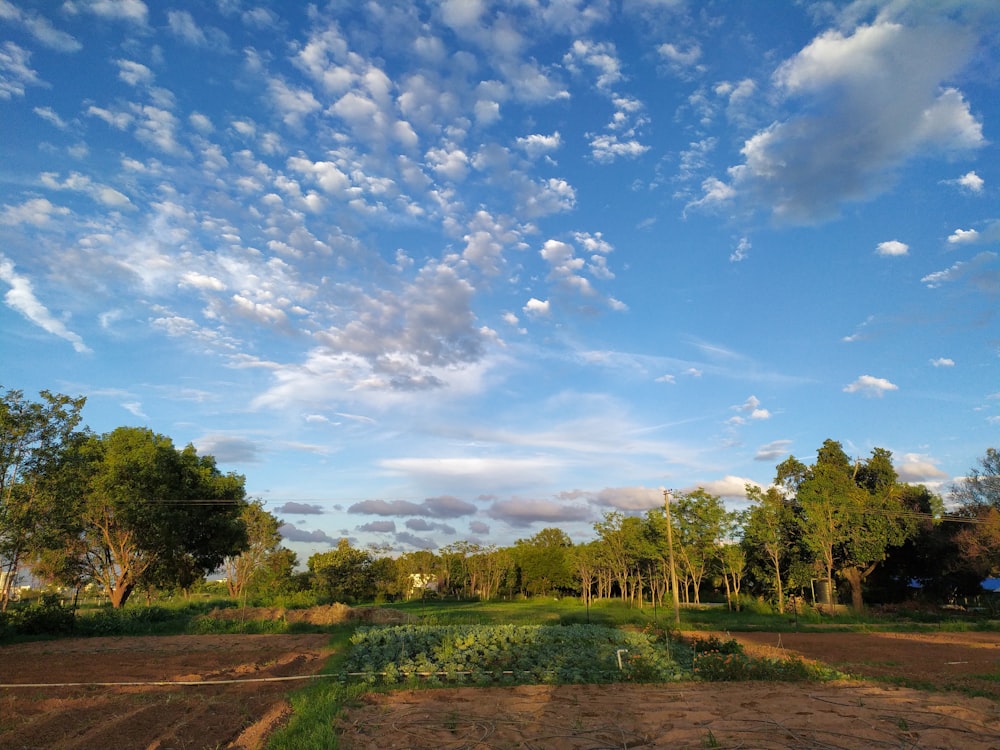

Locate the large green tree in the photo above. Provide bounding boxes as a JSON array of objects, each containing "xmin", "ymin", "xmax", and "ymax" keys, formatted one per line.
[
  {"xmin": 308, "ymin": 539, "xmax": 376, "ymax": 603},
  {"xmin": 512, "ymin": 527, "xmax": 574, "ymax": 597},
  {"xmin": 671, "ymin": 488, "xmax": 726, "ymax": 604},
  {"xmin": 0, "ymin": 388, "xmax": 85, "ymax": 609},
  {"xmin": 794, "ymin": 440, "xmax": 916, "ymax": 610},
  {"xmin": 742, "ymin": 484, "xmax": 796, "ymax": 613},
  {"xmin": 47, "ymin": 427, "xmax": 248, "ymax": 608}
]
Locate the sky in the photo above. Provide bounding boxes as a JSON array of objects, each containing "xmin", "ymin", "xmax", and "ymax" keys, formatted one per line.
[{"xmin": 1, "ymin": 0, "xmax": 999, "ymax": 560}]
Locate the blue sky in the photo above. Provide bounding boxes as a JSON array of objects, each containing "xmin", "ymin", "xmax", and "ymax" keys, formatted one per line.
[{"xmin": 2, "ymin": 0, "xmax": 998, "ymax": 558}]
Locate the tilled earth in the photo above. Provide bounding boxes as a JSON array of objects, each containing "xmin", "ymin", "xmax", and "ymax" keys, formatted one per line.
[
  {"xmin": 2, "ymin": 628, "xmax": 999, "ymax": 749},
  {"xmin": 0, "ymin": 634, "xmax": 332, "ymax": 750}
]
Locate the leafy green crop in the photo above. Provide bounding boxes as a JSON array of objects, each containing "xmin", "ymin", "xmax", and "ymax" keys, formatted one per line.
[{"xmin": 345, "ymin": 623, "xmax": 683, "ymax": 685}]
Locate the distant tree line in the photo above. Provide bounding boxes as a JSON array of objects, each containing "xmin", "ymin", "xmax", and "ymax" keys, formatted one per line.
[{"xmin": 3, "ymin": 387, "xmax": 999, "ymax": 612}]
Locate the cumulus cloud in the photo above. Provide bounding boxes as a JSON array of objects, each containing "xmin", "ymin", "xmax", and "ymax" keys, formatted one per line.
[
  {"xmin": 843, "ymin": 374, "xmax": 898, "ymax": 397},
  {"xmin": 951, "ymin": 170, "xmax": 984, "ymax": 193},
  {"xmin": 690, "ymin": 476, "xmax": 761, "ymax": 499},
  {"xmin": 947, "ymin": 228, "xmax": 979, "ymax": 244},
  {"xmin": 523, "ymin": 297, "xmax": 550, "ymax": 317},
  {"xmin": 731, "ymin": 395, "xmax": 771, "ymax": 421},
  {"xmin": 691, "ymin": 16, "xmax": 985, "ymax": 222},
  {"xmin": 896, "ymin": 454, "xmax": 949, "ymax": 484},
  {"xmin": 876, "ymin": 240, "xmax": 909, "ymax": 256},
  {"xmin": 930, "ymin": 357, "xmax": 955, "ymax": 367},
  {"xmin": 516, "ymin": 131, "xmax": 562, "ymax": 159}
]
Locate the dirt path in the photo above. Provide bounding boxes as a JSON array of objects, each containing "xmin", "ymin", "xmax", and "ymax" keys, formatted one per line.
[{"xmin": 0, "ymin": 634, "xmax": 332, "ymax": 750}]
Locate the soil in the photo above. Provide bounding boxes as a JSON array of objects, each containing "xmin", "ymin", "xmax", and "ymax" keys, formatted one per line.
[
  {"xmin": 0, "ymin": 633, "xmax": 332, "ymax": 750},
  {"xmin": 1, "ymin": 628, "xmax": 998, "ymax": 750},
  {"xmin": 337, "ymin": 629, "xmax": 1000, "ymax": 750}
]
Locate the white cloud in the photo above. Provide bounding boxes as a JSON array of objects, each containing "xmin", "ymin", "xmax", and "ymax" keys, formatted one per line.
[
  {"xmin": 930, "ymin": 357, "xmax": 955, "ymax": 367},
  {"xmin": 658, "ymin": 42, "xmax": 701, "ymax": 68},
  {"xmin": 732, "ymin": 395, "xmax": 771, "ymax": 420},
  {"xmin": 922, "ymin": 252, "xmax": 998, "ymax": 289},
  {"xmin": 2, "ymin": 196, "xmax": 67, "ymax": 226},
  {"xmin": 40, "ymin": 172, "xmax": 132, "ymax": 208},
  {"xmin": 64, "ymin": 0, "xmax": 148, "ymax": 24},
  {"xmin": 115, "ymin": 58, "xmax": 153, "ymax": 86},
  {"xmin": 955, "ymin": 170, "xmax": 984, "ymax": 193},
  {"xmin": 896, "ymin": 454, "xmax": 949, "ymax": 483},
  {"xmin": 33, "ymin": 106, "xmax": 68, "ymax": 129},
  {"xmin": 0, "ymin": 41, "xmax": 41, "ymax": 99},
  {"xmin": 0, "ymin": 254, "xmax": 90, "ymax": 353},
  {"xmin": 730, "ymin": 236, "xmax": 750, "ymax": 262},
  {"xmin": 876, "ymin": 240, "xmax": 909, "ymax": 256},
  {"xmin": 523, "ymin": 297, "xmax": 550, "ymax": 317},
  {"xmin": 0, "ymin": 2, "xmax": 81, "ymax": 52},
  {"xmin": 689, "ymin": 476, "xmax": 761, "ymax": 500},
  {"xmin": 516, "ymin": 131, "xmax": 562, "ymax": 159},
  {"xmin": 694, "ymin": 17, "xmax": 985, "ymax": 222},
  {"xmin": 947, "ymin": 228, "xmax": 978, "ymax": 244},
  {"xmin": 843, "ymin": 374, "xmax": 898, "ymax": 397}
]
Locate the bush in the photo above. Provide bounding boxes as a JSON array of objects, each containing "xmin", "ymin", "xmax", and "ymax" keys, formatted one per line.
[{"xmin": 3, "ymin": 595, "xmax": 75, "ymax": 635}]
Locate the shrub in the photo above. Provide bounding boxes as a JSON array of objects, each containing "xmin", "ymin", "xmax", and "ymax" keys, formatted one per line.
[{"xmin": 3, "ymin": 595, "xmax": 75, "ymax": 635}]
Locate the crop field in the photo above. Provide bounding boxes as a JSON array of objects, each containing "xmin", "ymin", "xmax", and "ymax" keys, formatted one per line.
[{"xmin": 2, "ymin": 602, "xmax": 999, "ymax": 749}]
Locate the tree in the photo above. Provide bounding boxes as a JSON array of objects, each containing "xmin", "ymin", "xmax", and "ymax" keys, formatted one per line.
[
  {"xmin": 743, "ymin": 484, "xmax": 795, "ymax": 613},
  {"xmin": 794, "ymin": 440, "xmax": 916, "ymax": 610},
  {"xmin": 512, "ymin": 527, "xmax": 574, "ymax": 597},
  {"xmin": 948, "ymin": 449, "xmax": 1000, "ymax": 584},
  {"xmin": 671, "ymin": 489, "xmax": 726, "ymax": 604},
  {"xmin": 223, "ymin": 500, "xmax": 286, "ymax": 599},
  {"xmin": 951, "ymin": 448, "xmax": 1000, "ymax": 510},
  {"xmin": 0, "ymin": 388, "xmax": 85, "ymax": 609},
  {"xmin": 47, "ymin": 427, "xmax": 248, "ymax": 608},
  {"xmin": 308, "ymin": 539, "xmax": 376, "ymax": 603}
]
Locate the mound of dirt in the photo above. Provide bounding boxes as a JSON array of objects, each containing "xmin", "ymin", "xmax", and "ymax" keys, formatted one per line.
[{"xmin": 203, "ymin": 603, "xmax": 415, "ymax": 626}]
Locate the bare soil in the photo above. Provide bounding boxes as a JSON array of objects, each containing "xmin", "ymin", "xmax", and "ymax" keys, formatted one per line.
[
  {"xmin": 338, "ymin": 629, "xmax": 1000, "ymax": 750},
  {"xmin": 1, "ymin": 627, "xmax": 998, "ymax": 750},
  {"xmin": 0, "ymin": 633, "xmax": 332, "ymax": 750}
]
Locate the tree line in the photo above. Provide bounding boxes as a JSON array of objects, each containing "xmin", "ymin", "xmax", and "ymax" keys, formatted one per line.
[{"xmin": 3, "ymin": 387, "xmax": 999, "ymax": 612}]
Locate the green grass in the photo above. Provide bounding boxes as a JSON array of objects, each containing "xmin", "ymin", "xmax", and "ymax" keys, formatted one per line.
[{"xmin": 264, "ymin": 626, "xmax": 363, "ymax": 750}]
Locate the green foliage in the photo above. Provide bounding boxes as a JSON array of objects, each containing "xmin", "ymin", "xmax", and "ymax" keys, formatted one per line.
[
  {"xmin": 309, "ymin": 539, "xmax": 377, "ymax": 603},
  {"xmin": 680, "ymin": 634, "xmax": 838, "ymax": 681},
  {"xmin": 345, "ymin": 623, "xmax": 684, "ymax": 685},
  {"xmin": 264, "ymin": 627, "xmax": 358, "ymax": 750},
  {"xmin": 74, "ymin": 605, "xmax": 190, "ymax": 636},
  {"xmin": 0, "ymin": 595, "xmax": 74, "ymax": 636},
  {"xmin": 40, "ymin": 427, "xmax": 249, "ymax": 609}
]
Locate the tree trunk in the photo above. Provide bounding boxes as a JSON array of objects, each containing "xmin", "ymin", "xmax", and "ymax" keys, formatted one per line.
[
  {"xmin": 842, "ymin": 566, "xmax": 864, "ymax": 611},
  {"xmin": 110, "ymin": 580, "xmax": 134, "ymax": 609}
]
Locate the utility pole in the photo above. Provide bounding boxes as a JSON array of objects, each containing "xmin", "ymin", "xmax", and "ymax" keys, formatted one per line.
[{"xmin": 663, "ymin": 489, "xmax": 681, "ymax": 625}]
